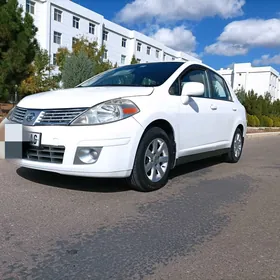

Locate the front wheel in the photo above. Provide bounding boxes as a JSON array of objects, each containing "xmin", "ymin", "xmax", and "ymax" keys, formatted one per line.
[
  {"xmin": 225, "ymin": 128, "xmax": 244, "ymax": 163},
  {"xmin": 127, "ymin": 127, "xmax": 173, "ymax": 192}
]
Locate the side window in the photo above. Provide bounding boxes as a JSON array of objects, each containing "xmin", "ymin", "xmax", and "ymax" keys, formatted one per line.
[
  {"xmin": 169, "ymin": 79, "xmax": 180, "ymax": 96},
  {"xmin": 181, "ymin": 69, "xmax": 210, "ymax": 98},
  {"xmin": 169, "ymin": 69, "xmax": 210, "ymax": 97},
  {"xmin": 209, "ymin": 71, "xmax": 232, "ymax": 101}
]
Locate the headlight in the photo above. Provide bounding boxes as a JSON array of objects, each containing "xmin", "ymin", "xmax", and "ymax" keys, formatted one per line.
[
  {"xmin": 70, "ymin": 99, "xmax": 140, "ymax": 126},
  {"xmin": 6, "ymin": 106, "xmax": 15, "ymax": 121}
]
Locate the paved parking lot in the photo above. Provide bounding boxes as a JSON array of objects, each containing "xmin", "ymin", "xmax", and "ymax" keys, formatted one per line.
[{"xmin": 1, "ymin": 136, "xmax": 280, "ymax": 280}]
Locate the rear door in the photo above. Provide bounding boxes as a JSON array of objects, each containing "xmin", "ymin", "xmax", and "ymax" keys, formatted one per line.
[{"xmin": 207, "ymin": 70, "xmax": 237, "ymax": 148}]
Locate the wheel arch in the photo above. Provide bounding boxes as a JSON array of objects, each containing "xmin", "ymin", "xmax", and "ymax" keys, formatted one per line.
[
  {"xmin": 237, "ymin": 124, "xmax": 244, "ymax": 137},
  {"xmin": 139, "ymin": 119, "xmax": 177, "ymax": 168}
]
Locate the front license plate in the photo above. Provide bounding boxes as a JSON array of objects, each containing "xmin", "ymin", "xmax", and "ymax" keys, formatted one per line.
[{"xmin": 29, "ymin": 132, "xmax": 41, "ymax": 147}]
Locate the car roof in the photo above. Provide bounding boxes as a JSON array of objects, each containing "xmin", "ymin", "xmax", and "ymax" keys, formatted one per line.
[{"xmin": 134, "ymin": 60, "xmax": 220, "ymax": 75}]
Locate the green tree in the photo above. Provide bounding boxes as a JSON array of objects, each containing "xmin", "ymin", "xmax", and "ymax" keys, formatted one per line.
[
  {"xmin": 235, "ymin": 87, "xmax": 246, "ymax": 104},
  {"xmin": 0, "ymin": 0, "xmax": 38, "ymax": 101},
  {"xmin": 130, "ymin": 55, "xmax": 138, "ymax": 64},
  {"xmin": 18, "ymin": 48, "xmax": 59, "ymax": 97},
  {"xmin": 61, "ymin": 51, "xmax": 95, "ymax": 88},
  {"xmin": 57, "ymin": 36, "xmax": 113, "ymax": 77},
  {"xmin": 243, "ymin": 90, "xmax": 262, "ymax": 117}
]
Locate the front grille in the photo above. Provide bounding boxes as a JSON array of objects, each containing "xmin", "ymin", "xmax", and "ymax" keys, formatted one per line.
[
  {"xmin": 10, "ymin": 107, "xmax": 87, "ymax": 126},
  {"xmin": 11, "ymin": 107, "xmax": 27, "ymax": 124},
  {"xmin": 24, "ymin": 145, "xmax": 65, "ymax": 164},
  {"xmin": 36, "ymin": 108, "xmax": 86, "ymax": 125}
]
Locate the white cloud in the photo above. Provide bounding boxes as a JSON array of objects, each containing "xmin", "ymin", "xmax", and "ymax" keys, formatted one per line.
[
  {"xmin": 116, "ymin": 0, "xmax": 245, "ymax": 23},
  {"xmin": 152, "ymin": 26, "xmax": 197, "ymax": 53},
  {"xmin": 205, "ymin": 18, "xmax": 280, "ymax": 56},
  {"xmin": 204, "ymin": 42, "xmax": 248, "ymax": 56},
  {"xmin": 218, "ymin": 19, "xmax": 280, "ymax": 47},
  {"xmin": 253, "ymin": 54, "xmax": 280, "ymax": 65}
]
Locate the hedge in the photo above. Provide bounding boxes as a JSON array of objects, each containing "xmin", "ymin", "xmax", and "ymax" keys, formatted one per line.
[{"xmin": 247, "ymin": 114, "xmax": 280, "ymax": 127}]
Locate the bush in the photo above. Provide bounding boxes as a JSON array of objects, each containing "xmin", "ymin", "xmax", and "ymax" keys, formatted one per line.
[
  {"xmin": 247, "ymin": 114, "xmax": 260, "ymax": 127},
  {"xmin": 260, "ymin": 116, "xmax": 273, "ymax": 127},
  {"xmin": 247, "ymin": 114, "xmax": 256, "ymax": 127},
  {"xmin": 274, "ymin": 120, "xmax": 280, "ymax": 127},
  {"xmin": 271, "ymin": 116, "xmax": 280, "ymax": 127},
  {"xmin": 253, "ymin": 115, "xmax": 260, "ymax": 127}
]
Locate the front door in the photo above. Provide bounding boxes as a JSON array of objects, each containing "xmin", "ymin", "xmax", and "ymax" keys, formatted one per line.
[{"xmin": 175, "ymin": 67, "xmax": 219, "ymax": 157}]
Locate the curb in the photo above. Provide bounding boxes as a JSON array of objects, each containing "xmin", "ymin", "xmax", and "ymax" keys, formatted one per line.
[{"xmin": 246, "ymin": 132, "xmax": 280, "ymax": 138}]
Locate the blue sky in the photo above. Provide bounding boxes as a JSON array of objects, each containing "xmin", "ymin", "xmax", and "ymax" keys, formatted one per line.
[{"xmin": 73, "ymin": 0, "xmax": 280, "ymax": 71}]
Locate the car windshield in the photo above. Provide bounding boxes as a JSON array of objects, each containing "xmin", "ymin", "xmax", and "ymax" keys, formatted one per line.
[{"xmin": 78, "ymin": 62, "xmax": 184, "ymax": 87}]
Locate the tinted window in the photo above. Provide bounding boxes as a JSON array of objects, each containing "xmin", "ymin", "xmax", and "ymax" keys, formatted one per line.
[
  {"xmin": 209, "ymin": 71, "xmax": 232, "ymax": 101},
  {"xmin": 79, "ymin": 62, "xmax": 183, "ymax": 88},
  {"xmin": 169, "ymin": 68, "xmax": 210, "ymax": 97}
]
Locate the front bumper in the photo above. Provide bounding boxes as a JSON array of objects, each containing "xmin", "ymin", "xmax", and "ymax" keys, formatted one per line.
[{"xmin": 4, "ymin": 117, "xmax": 144, "ymax": 178}]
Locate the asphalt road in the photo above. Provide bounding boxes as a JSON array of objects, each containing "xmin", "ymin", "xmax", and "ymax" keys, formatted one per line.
[{"xmin": 1, "ymin": 136, "xmax": 280, "ymax": 280}]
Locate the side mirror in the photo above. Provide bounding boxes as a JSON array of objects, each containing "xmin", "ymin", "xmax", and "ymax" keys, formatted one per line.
[{"xmin": 181, "ymin": 82, "xmax": 205, "ymax": 104}]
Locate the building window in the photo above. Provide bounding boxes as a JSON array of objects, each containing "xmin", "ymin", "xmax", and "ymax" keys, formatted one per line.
[
  {"xmin": 137, "ymin": 42, "xmax": 141, "ymax": 52},
  {"xmin": 54, "ymin": 8, "xmax": 62, "ymax": 22},
  {"xmin": 137, "ymin": 58, "xmax": 141, "ymax": 63},
  {"xmin": 53, "ymin": 31, "xmax": 61, "ymax": 44},
  {"xmin": 163, "ymin": 54, "xmax": 166, "ymax": 61},
  {"xmin": 103, "ymin": 49, "xmax": 108, "ymax": 60},
  {"xmin": 73, "ymin": 16, "xmax": 80, "ymax": 29},
  {"xmin": 72, "ymin": 37, "xmax": 78, "ymax": 48},
  {"xmin": 103, "ymin": 31, "xmax": 108, "ymax": 41},
  {"xmin": 121, "ymin": 55, "xmax": 126, "ymax": 64},
  {"xmin": 89, "ymin": 23, "xmax": 95, "ymax": 34},
  {"xmin": 26, "ymin": 0, "xmax": 35, "ymax": 14},
  {"xmin": 53, "ymin": 54, "xmax": 57, "ymax": 65},
  {"xmin": 147, "ymin": 46, "xmax": 151, "ymax": 55},
  {"xmin": 122, "ymin": 38, "xmax": 127, "ymax": 48},
  {"xmin": 156, "ymin": 50, "xmax": 159, "ymax": 58}
]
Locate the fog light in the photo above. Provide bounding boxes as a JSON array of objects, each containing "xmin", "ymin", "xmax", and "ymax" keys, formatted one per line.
[{"xmin": 74, "ymin": 147, "xmax": 102, "ymax": 164}]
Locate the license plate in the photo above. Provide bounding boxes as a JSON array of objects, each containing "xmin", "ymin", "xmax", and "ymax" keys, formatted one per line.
[{"xmin": 29, "ymin": 132, "xmax": 41, "ymax": 147}]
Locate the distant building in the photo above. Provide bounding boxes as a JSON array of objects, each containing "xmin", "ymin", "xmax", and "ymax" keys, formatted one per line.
[
  {"xmin": 218, "ymin": 63, "xmax": 280, "ymax": 100},
  {"xmin": 18, "ymin": 0, "xmax": 200, "ymax": 71}
]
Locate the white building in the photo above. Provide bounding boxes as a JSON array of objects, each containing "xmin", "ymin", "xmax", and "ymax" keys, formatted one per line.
[
  {"xmin": 218, "ymin": 63, "xmax": 280, "ymax": 100},
  {"xmin": 18, "ymin": 0, "xmax": 200, "ymax": 69}
]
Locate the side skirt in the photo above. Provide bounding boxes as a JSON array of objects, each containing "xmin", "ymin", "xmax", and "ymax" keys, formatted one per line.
[{"xmin": 175, "ymin": 148, "xmax": 230, "ymax": 166}]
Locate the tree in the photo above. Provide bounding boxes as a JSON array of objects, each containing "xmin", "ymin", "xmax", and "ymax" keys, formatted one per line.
[
  {"xmin": 57, "ymin": 36, "xmax": 113, "ymax": 77},
  {"xmin": 130, "ymin": 55, "xmax": 138, "ymax": 64},
  {"xmin": 61, "ymin": 51, "xmax": 95, "ymax": 88},
  {"xmin": 18, "ymin": 48, "xmax": 59, "ymax": 97},
  {"xmin": 56, "ymin": 47, "xmax": 69, "ymax": 72},
  {"xmin": 235, "ymin": 87, "xmax": 246, "ymax": 104},
  {"xmin": 0, "ymin": 0, "xmax": 38, "ymax": 101}
]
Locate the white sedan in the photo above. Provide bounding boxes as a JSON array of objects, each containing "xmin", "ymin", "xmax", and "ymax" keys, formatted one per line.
[{"xmin": 5, "ymin": 61, "xmax": 247, "ymax": 191}]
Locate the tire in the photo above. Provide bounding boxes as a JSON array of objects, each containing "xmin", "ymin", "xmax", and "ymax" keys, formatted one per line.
[
  {"xmin": 127, "ymin": 127, "xmax": 173, "ymax": 192},
  {"xmin": 225, "ymin": 128, "xmax": 244, "ymax": 163}
]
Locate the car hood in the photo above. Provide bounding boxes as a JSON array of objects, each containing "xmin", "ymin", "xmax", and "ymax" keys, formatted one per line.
[{"xmin": 17, "ymin": 87, "xmax": 154, "ymax": 109}]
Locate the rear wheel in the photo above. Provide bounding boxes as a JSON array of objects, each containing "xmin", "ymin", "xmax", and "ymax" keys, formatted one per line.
[
  {"xmin": 127, "ymin": 127, "xmax": 173, "ymax": 192},
  {"xmin": 225, "ymin": 128, "xmax": 244, "ymax": 163}
]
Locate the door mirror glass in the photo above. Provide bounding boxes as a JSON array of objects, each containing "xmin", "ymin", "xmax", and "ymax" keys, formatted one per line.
[{"xmin": 181, "ymin": 82, "xmax": 204, "ymax": 104}]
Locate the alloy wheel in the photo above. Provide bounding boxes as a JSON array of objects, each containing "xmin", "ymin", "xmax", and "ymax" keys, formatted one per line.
[{"xmin": 144, "ymin": 138, "xmax": 169, "ymax": 182}]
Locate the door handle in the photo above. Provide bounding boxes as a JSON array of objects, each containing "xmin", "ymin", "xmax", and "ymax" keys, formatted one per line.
[
  {"xmin": 232, "ymin": 108, "xmax": 237, "ymax": 111},
  {"xmin": 210, "ymin": 104, "xmax": 217, "ymax": 110}
]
